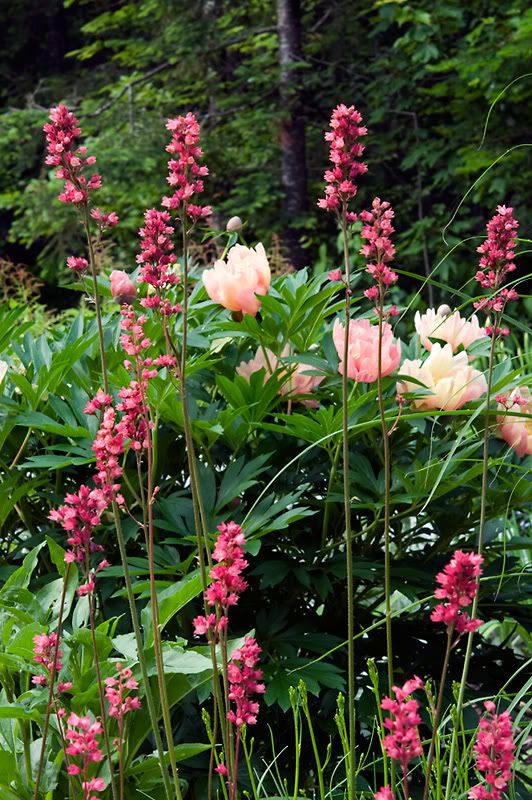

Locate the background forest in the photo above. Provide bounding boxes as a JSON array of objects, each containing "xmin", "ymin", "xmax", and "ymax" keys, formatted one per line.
[
  {"xmin": 2, "ymin": 0, "xmax": 532, "ymax": 301},
  {"xmin": 0, "ymin": 2, "xmax": 531, "ymax": 799}
]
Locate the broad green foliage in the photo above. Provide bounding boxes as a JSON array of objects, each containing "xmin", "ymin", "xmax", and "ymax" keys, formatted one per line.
[{"xmin": 0, "ymin": 252, "xmax": 530, "ymax": 795}]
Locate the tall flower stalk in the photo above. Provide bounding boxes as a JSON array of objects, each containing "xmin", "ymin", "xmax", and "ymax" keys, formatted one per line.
[
  {"xmin": 444, "ymin": 206, "xmax": 519, "ymax": 800},
  {"xmin": 43, "ymin": 106, "xmax": 175, "ymax": 800},
  {"xmin": 422, "ymin": 550, "xmax": 484, "ymax": 800},
  {"xmin": 318, "ymin": 103, "xmax": 368, "ymax": 800},
  {"xmin": 358, "ymin": 198, "xmax": 399, "ymax": 697}
]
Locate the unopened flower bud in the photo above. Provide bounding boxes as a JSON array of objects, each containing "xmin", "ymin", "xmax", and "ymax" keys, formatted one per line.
[
  {"xmin": 437, "ymin": 304, "xmax": 452, "ymax": 317},
  {"xmin": 226, "ymin": 216, "xmax": 243, "ymax": 233},
  {"xmin": 110, "ymin": 270, "xmax": 136, "ymax": 304}
]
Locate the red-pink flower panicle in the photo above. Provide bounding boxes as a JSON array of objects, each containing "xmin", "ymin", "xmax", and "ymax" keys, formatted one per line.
[
  {"xmin": 227, "ymin": 635, "xmax": 265, "ymax": 729},
  {"xmin": 318, "ymin": 104, "xmax": 368, "ymax": 219},
  {"xmin": 43, "ymin": 105, "xmax": 102, "ymax": 205},
  {"xmin": 375, "ymin": 788, "xmax": 394, "ymax": 800},
  {"xmin": 469, "ymin": 702, "xmax": 515, "ymax": 800},
  {"xmin": 161, "ymin": 113, "xmax": 212, "ymax": 221},
  {"xmin": 67, "ymin": 256, "xmax": 89, "ymax": 276},
  {"xmin": 32, "ymin": 633, "xmax": 65, "ymax": 687},
  {"xmin": 65, "ymin": 712, "xmax": 106, "ymax": 799},
  {"xmin": 105, "ymin": 662, "xmax": 141, "ymax": 720},
  {"xmin": 381, "ymin": 676, "xmax": 424, "ymax": 775},
  {"xmin": 359, "ymin": 197, "xmax": 398, "ymax": 309},
  {"xmin": 474, "ymin": 206, "xmax": 519, "ymax": 322},
  {"xmin": 136, "ymin": 209, "xmax": 180, "ymax": 315},
  {"xmin": 430, "ymin": 549, "xmax": 484, "ymax": 634},
  {"xmin": 193, "ymin": 521, "xmax": 248, "ymax": 637}
]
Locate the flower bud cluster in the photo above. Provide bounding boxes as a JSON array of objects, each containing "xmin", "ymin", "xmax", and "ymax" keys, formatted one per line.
[
  {"xmin": 162, "ymin": 113, "xmax": 212, "ymax": 221},
  {"xmin": 317, "ymin": 104, "xmax": 367, "ymax": 219},
  {"xmin": 431, "ymin": 549, "xmax": 484, "ymax": 634}
]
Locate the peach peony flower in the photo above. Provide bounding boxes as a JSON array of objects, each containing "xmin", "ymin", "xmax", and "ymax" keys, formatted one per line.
[
  {"xmin": 397, "ymin": 343, "xmax": 487, "ymax": 410},
  {"xmin": 497, "ymin": 387, "xmax": 532, "ymax": 457},
  {"xmin": 332, "ymin": 318, "xmax": 401, "ymax": 383},
  {"xmin": 415, "ymin": 306, "xmax": 486, "ymax": 354},
  {"xmin": 110, "ymin": 270, "xmax": 137, "ymax": 304},
  {"xmin": 203, "ymin": 243, "xmax": 271, "ymax": 316},
  {"xmin": 236, "ymin": 347, "xmax": 324, "ymax": 406}
]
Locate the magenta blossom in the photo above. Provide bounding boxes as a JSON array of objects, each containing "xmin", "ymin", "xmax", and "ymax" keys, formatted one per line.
[
  {"xmin": 474, "ymin": 206, "xmax": 519, "ymax": 326},
  {"xmin": 318, "ymin": 104, "xmax": 367, "ymax": 219},
  {"xmin": 162, "ymin": 113, "xmax": 212, "ymax": 221},
  {"xmin": 227, "ymin": 636, "xmax": 265, "ymax": 729},
  {"xmin": 136, "ymin": 209, "xmax": 181, "ymax": 316},
  {"xmin": 469, "ymin": 702, "xmax": 515, "ymax": 800},
  {"xmin": 43, "ymin": 105, "xmax": 101, "ymax": 205},
  {"xmin": 105, "ymin": 662, "xmax": 141, "ymax": 720},
  {"xmin": 430, "ymin": 550, "xmax": 484, "ymax": 635},
  {"xmin": 381, "ymin": 676, "xmax": 424, "ymax": 776},
  {"xmin": 193, "ymin": 521, "xmax": 248, "ymax": 638},
  {"xmin": 359, "ymin": 197, "xmax": 398, "ymax": 304}
]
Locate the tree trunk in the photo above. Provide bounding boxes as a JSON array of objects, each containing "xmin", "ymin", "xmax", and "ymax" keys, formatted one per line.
[{"xmin": 277, "ymin": 0, "xmax": 308, "ymax": 269}]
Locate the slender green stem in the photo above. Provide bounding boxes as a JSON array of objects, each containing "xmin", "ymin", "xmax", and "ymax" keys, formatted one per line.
[
  {"xmin": 422, "ymin": 627, "xmax": 454, "ymax": 800},
  {"xmin": 32, "ymin": 565, "xmax": 71, "ymax": 800},
  {"xmin": 242, "ymin": 732, "xmax": 260, "ymax": 800},
  {"xmin": 302, "ymin": 689, "xmax": 326, "ymax": 800},
  {"xmin": 83, "ymin": 206, "xmax": 109, "ymax": 394},
  {"xmin": 291, "ymin": 694, "xmax": 301, "ymax": 800},
  {"xmin": 112, "ymin": 502, "xmax": 174, "ymax": 800},
  {"xmin": 88, "ymin": 592, "xmax": 118, "ymax": 800},
  {"xmin": 376, "ymin": 286, "xmax": 393, "ymax": 696},
  {"xmin": 143, "ymin": 400, "xmax": 183, "ymax": 800},
  {"xmin": 443, "ymin": 328, "xmax": 498, "ymax": 800},
  {"xmin": 340, "ymin": 208, "xmax": 356, "ymax": 800}
]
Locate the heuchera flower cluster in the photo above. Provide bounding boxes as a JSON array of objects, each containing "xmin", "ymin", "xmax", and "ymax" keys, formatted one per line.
[
  {"xmin": 381, "ymin": 676, "xmax": 424, "ymax": 776},
  {"xmin": 193, "ymin": 521, "xmax": 248, "ymax": 637},
  {"xmin": 359, "ymin": 197, "xmax": 398, "ymax": 314},
  {"xmin": 137, "ymin": 209, "xmax": 180, "ymax": 316},
  {"xmin": 317, "ymin": 103, "xmax": 367, "ymax": 220},
  {"xmin": 43, "ymin": 105, "xmax": 101, "ymax": 205},
  {"xmin": 48, "ymin": 485, "xmax": 108, "ymax": 595},
  {"xmin": 162, "ymin": 113, "xmax": 212, "ymax": 221},
  {"xmin": 431, "ymin": 549, "xmax": 484, "ymax": 634},
  {"xmin": 474, "ymin": 206, "xmax": 519, "ymax": 334},
  {"xmin": 469, "ymin": 702, "xmax": 515, "ymax": 800},
  {"xmin": 227, "ymin": 636, "xmax": 265, "ymax": 729},
  {"xmin": 105, "ymin": 662, "xmax": 141, "ymax": 720},
  {"xmin": 32, "ymin": 633, "xmax": 72, "ymax": 691},
  {"xmin": 44, "ymin": 105, "xmax": 118, "ymax": 278},
  {"xmin": 64, "ymin": 712, "xmax": 105, "ymax": 800}
]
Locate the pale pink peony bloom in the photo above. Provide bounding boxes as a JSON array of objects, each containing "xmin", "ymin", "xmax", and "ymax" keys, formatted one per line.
[
  {"xmin": 110, "ymin": 270, "xmax": 137, "ymax": 304},
  {"xmin": 236, "ymin": 347, "xmax": 324, "ymax": 406},
  {"xmin": 497, "ymin": 386, "xmax": 532, "ymax": 457},
  {"xmin": 398, "ymin": 344, "xmax": 487, "ymax": 410},
  {"xmin": 415, "ymin": 306, "xmax": 486, "ymax": 354},
  {"xmin": 203, "ymin": 243, "xmax": 271, "ymax": 316},
  {"xmin": 332, "ymin": 318, "xmax": 401, "ymax": 383},
  {"xmin": 236, "ymin": 347, "xmax": 277, "ymax": 381}
]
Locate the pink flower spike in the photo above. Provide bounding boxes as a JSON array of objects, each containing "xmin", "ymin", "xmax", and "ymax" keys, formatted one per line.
[
  {"xmin": 318, "ymin": 104, "xmax": 367, "ymax": 215},
  {"xmin": 328, "ymin": 268, "xmax": 343, "ymax": 282},
  {"xmin": 162, "ymin": 113, "xmax": 211, "ymax": 221},
  {"xmin": 375, "ymin": 788, "xmax": 394, "ymax": 800},
  {"xmin": 430, "ymin": 550, "xmax": 483, "ymax": 634},
  {"xmin": 468, "ymin": 703, "xmax": 515, "ymax": 800},
  {"xmin": 474, "ymin": 206, "xmax": 519, "ymax": 321},
  {"xmin": 381, "ymin": 677, "xmax": 424, "ymax": 775}
]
